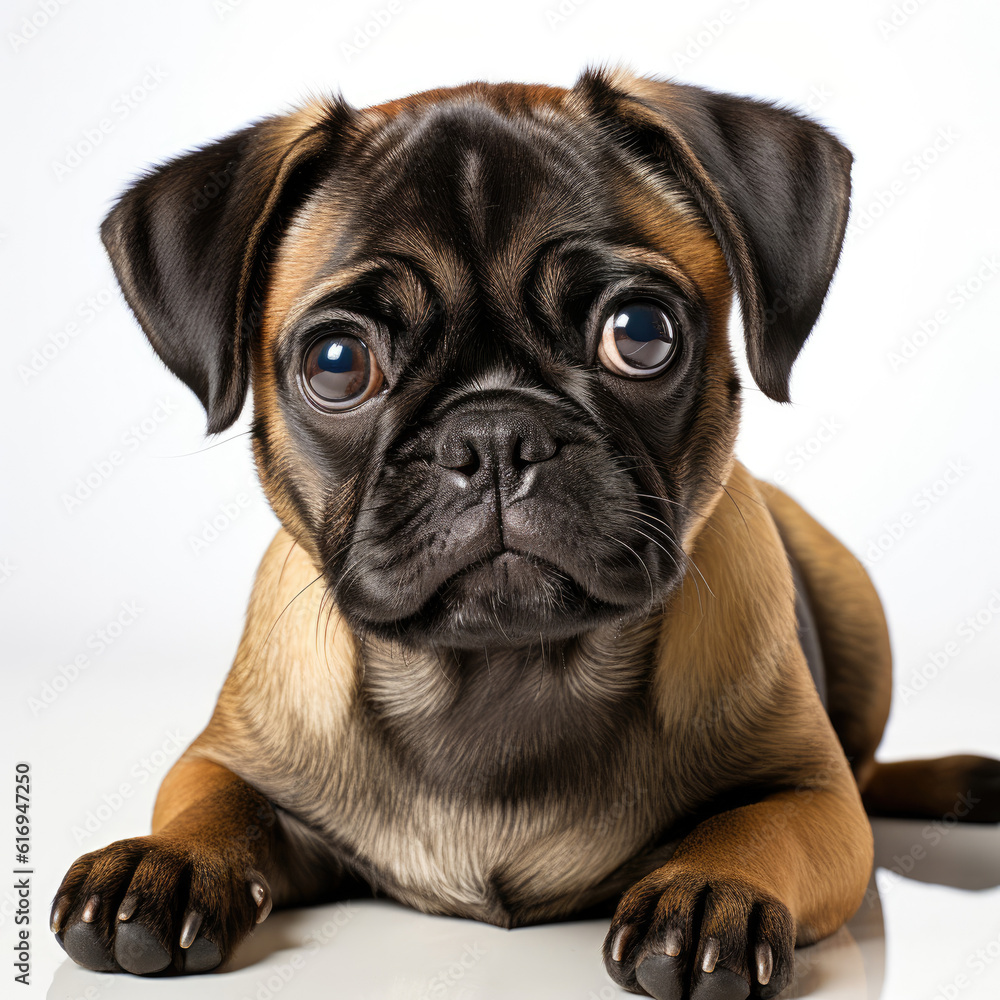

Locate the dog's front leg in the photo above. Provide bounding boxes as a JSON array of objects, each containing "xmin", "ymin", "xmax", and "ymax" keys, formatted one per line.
[
  {"xmin": 51, "ymin": 757, "xmax": 282, "ymax": 975},
  {"xmin": 604, "ymin": 770, "xmax": 872, "ymax": 1000}
]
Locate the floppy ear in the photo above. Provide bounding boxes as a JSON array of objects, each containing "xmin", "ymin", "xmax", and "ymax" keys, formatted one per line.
[
  {"xmin": 573, "ymin": 69, "xmax": 852, "ymax": 402},
  {"xmin": 101, "ymin": 99, "xmax": 353, "ymax": 433}
]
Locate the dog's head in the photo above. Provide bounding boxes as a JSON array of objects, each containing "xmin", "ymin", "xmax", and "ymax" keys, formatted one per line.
[{"xmin": 102, "ymin": 69, "xmax": 850, "ymax": 650}]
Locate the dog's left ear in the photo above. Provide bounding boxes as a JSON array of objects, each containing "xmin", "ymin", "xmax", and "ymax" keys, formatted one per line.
[
  {"xmin": 101, "ymin": 99, "xmax": 354, "ymax": 433},
  {"xmin": 573, "ymin": 69, "xmax": 852, "ymax": 402}
]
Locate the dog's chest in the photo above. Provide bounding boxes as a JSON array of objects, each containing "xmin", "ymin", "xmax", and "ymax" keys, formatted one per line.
[
  {"xmin": 327, "ymin": 727, "xmax": 667, "ymax": 925},
  {"xmin": 285, "ymin": 640, "xmax": 673, "ymax": 925}
]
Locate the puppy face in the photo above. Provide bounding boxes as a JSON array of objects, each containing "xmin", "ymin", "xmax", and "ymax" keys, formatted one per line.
[
  {"xmin": 256, "ymin": 93, "xmax": 737, "ymax": 648},
  {"xmin": 102, "ymin": 69, "xmax": 852, "ymax": 651}
]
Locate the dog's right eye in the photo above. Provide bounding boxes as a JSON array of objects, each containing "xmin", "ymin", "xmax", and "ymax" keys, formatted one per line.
[
  {"xmin": 597, "ymin": 300, "xmax": 678, "ymax": 378},
  {"xmin": 300, "ymin": 334, "xmax": 383, "ymax": 411}
]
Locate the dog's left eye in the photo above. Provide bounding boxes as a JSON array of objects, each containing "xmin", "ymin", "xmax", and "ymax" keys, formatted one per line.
[
  {"xmin": 301, "ymin": 334, "xmax": 383, "ymax": 410},
  {"xmin": 597, "ymin": 300, "xmax": 678, "ymax": 378}
]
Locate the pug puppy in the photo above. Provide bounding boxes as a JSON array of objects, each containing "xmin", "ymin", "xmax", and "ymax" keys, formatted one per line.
[{"xmin": 51, "ymin": 68, "xmax": 1000, "ymax": 1000}]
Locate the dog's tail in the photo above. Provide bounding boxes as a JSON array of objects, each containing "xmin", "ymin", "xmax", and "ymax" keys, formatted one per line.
[{"xmin": 860, "ymin": 755, "xmax": 1000, "ymax": 823}]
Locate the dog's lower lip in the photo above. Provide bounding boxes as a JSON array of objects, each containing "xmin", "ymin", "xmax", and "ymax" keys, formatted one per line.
[
  {"xmin": 453, "ymin": 548, "xmax": 556, "ymax": 578},
  {"xmin": 437, "ymin": 547, "xmax": 577, "ymax": 599},
  {"xmin": 394, "ymin": 547, "xmax": 593, "ymax": 643},
  {"xmin": 447, "ymin": 546, "xmax": 604, "ymax": 595}
]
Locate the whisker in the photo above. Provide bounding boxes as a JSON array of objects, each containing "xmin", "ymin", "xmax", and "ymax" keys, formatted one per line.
[
  {"xmin": 166, "ymin": 429, "xmax": 253, "ymax": 458},
  {"xmin": 620, "ymin": 507, "xmax": 716, "ymax": 611},
  {"xmin": 247, "ymin": 573, "xmax": 324, "ymax": 669},
  {"xmin": 607, "ymin": 535, "xmax": 654, "ymax": 607}
]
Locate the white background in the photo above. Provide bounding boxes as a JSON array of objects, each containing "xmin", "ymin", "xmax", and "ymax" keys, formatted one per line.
[{"xmin": 2, "ymin": 0, "xmax": 999, "ymax": 998}]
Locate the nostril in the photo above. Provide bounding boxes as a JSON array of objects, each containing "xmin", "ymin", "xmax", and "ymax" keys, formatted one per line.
[
  {"xmin": 435, "ymin": 437, "xmax": 481, "ymax": 478},
  {"xmin": 433, "ymin": 415, "xmax": 558, "ymax": 478},
  {"xmin": 514, "ymin": 432, "xmax": 558, "ymax": 469}
]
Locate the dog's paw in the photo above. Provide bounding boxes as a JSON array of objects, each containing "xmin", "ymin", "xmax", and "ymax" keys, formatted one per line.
[
  {"xmin": 602, "ymin": 869, "xmax": 794, "ymax": 1000},
  {"xmin": 50, "ymin": 835, "xmax": 272, "ymax": 975}
]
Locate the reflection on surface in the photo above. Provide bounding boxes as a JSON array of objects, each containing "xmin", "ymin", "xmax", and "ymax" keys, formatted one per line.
[
  {"xmin": 786, "ymin": 872, "xmax": 883, "ymax": 1000},
  {"xmin": 873, "ymin": 817, "xmax": 1000, "ymax": 891},
  {"xmin": 46, "ymin": 820, "xmax": 1000, "ymax": 999}
]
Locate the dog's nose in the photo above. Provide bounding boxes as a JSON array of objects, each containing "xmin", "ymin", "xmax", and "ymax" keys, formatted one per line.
[{"xmin": 434, "ymin": 411, "xmax": 558, "ymax": 481}]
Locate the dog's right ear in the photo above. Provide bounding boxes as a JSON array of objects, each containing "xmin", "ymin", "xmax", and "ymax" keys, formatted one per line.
[
  {"xmin": 101, "ymin": 99, "xmax": 354, "ymax": 433},
  {"xmin": 572, "ymin": 68, "xmax": 852, "ymax": 404}
]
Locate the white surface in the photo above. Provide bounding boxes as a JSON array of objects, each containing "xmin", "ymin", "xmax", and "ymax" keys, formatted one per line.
[
  {"xmin": 37, "ymin": 825, "xmax": 1000, "ymax": 1000},
  {"xmin": 43, "ymin": 879, "xmax": 881, "ymax": 1000},
  {"xmin": 3, "ymin": 1, "xmax": 999, "ymax": 998}
]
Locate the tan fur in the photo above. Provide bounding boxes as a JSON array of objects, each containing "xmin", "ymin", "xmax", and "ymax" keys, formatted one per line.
[
  {"xmin": 175, "ymin": 548, "xmax": 668, "ymax": 922},
  {"xmin": 758, "ymin": 481, "xmax": 893, "ymax": 788},
  {"xmin": 198, "ymin": 531, "xmax": 358, "ymax": 759},
  {"xmin": 148, "ymin": 459, "xmax": 870, "ymax": 942},
  {"xmin": 54, "ymin": 75, "xmax": 929, "ymax": 987},
  {"xmin": 151, "ymin": 83, "xmax": 871, "ymax": 940},
  {"xmin": 650, "ymin": 463, "xmax": 872, "ymax": 942}
]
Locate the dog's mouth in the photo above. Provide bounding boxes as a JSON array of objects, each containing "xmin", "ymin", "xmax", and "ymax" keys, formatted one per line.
[
  {"xmin": 337, "ymin": 540, "xmax": 667, "ymax": 649},
  {"xmin": 414, "ymin": 547, "xmax": 588, "ymax": 644}
]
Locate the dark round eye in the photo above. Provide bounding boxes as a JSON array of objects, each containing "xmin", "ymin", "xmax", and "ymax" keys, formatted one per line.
[
  {"xmin": 597, "ymin": 300, "xmax": 678, "ymax": 377},
  {"xmin": 301, "ymin": 334, "xmax": 383, "ymax": 410}
]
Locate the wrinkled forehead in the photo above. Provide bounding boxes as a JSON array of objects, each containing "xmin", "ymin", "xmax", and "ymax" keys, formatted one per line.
[
  {"xmin": 261, "ymin": 95, "xmax": 728, "ymax": 346},
  {"xmin": 354, "ymin": 101, "xmax": 607, "ymax": 269}
]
